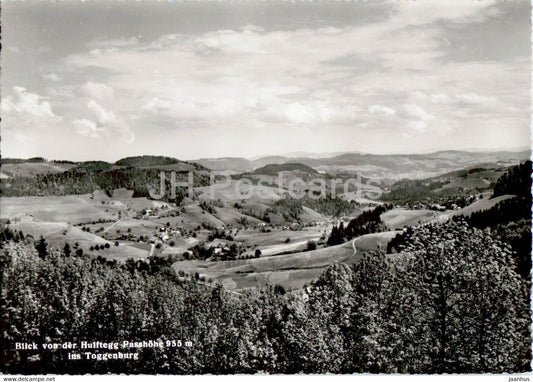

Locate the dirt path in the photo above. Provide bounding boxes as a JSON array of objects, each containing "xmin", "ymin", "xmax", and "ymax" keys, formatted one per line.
[
  {"xmin": 104, "ymin": 219, "xmax": 122, "ymax": 233},
  {"xmin": 337, "ymin": 238, "xmax": 358, "ymax": 265}
]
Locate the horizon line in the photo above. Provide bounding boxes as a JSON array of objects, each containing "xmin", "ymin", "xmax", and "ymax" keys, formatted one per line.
[{"xmin": 2, "ymin": 146, "xmax": 531, "ymax": 164}]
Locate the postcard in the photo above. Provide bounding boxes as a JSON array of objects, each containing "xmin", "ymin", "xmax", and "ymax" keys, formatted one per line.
[{"xmin": 1, "ymin": 0, "xmax": 531, "ymax": 377}]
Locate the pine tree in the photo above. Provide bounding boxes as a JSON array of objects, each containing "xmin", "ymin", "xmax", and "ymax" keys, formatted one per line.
[
  {"xmin": 63, "ymin": 243, "xmax": 71, "ymax": 257},
  {"xmin": 35, "ymin": 236, "xmax": 48, "ymax": 259}
]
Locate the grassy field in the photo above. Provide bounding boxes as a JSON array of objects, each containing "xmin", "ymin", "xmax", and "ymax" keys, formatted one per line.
[
  {"xmin": 1, "ymin": 195, "xmax": 121, "ymax": 224},
  {"xmin": 235, "ymin": 226, "xmax": 326, "ymax": 247},
  {"xmin": 0, "ymin": 191, "xmax": 176, "ymax": 224},
  {"xmin": 172, "ymin": 240, "xmax": 355, "ymax": 290},
  {"xmin": 444, "ymin": 194, "xmax": 515, "ymax": 218},
  {"xmin": 195, "ymin": 180, "xmax": 286, "ymax": 203},
  {"xmin": 9, "ymin": 218, "xmax": 148, "ymax": 260},
  {"xmin": 2, "ymin": 185, "xmax": 499, "ymax": 289},
  {"xmin": 381, "ymin": 208, "xmax": 438, "ymax": 230},
  {"xmin": 172, "ymin": 227, "xmax": 400, "ymax": 291},
  {"xmin": 1, "ymin": 162, "xmax": 76, "ymax": 178},
  {"xmin": 353, "ymin": 231, "xmax": 399, "ymax": 252}
]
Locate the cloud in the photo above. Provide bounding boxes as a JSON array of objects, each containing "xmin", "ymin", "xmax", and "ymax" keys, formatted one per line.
[
  {"xmin": 59, "ymin": 15, "xmax": 526, "ymax": 155},
  {"xmin": 74, "ymin": 100, "xmax": 134, "ymax": 143},
  {"xmin": 47, "ymin": 88, "xmax": 75, "ymax": 99},
  {"xmin": 141, "ymin": 97, "xmax": 173, "ymax": 113},
  {"xmin": 456, "ymin": 93, "xmax": 496, "ymax": 104},
  {"xmin": 59, "ymin": 17, "xmax": 459, "ymax": 132},
  {"xmin": 406, "ymin": 120, "xmax": 428, "ymax": 132},
  {"xmin": 73, "ymin": 118, "xmax": 107, "ymax": 139},
  {"xmin": 1, "ymin": 86, "xmax": 57, "ymax": 119},
  {"xmin": 16, "ymin": 0, "xmax": 526, "ymax": 159},
  {"xmin": 87, "ymin": 37, "xmax": 140, "ymax": 50},
  {"xmin": 42, "ymin": 73, "xmax": 60, "ymax": 82},
  {"xmin": 414, "ymin": 91, "xmax": 450, "ymax": 104},
  {"xmin": 82, "ymin": 81, "xmax": 115, "ymax": 101},
  {"xmin": 368, "ymin": 104, "xmax": 396, "ymax": 115},
  {"xmin": 389, "ymin": 0, "xmax": 499, "ymax": 27},
  {"xmin": 285, "ymin": 103, "xmax": 317, "ymax": 124},
  {"xmin": 402, "ymin": 104, "xmax": 434, "ymax": 121},
  {"xmin": 0, "ymin": 87, "xmax": 62, "ymax": 157},
  {"xmin": 88, "ymin": 100, "xmax": 116, "ymax": 124}
]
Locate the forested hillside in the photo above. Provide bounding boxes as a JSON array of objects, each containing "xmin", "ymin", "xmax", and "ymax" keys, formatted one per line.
[
  {"xmin": 2, "ymin": 219, "xmax": 529, "ymax": 374},
  {"xmin": 327, "ymin": 204, "xmax": 393, "ymax": 245},
  {"xmin": 389, "ymin": 161, "xmax": 532, "ymax": 278},
  {"xmin": 492, "ymin": 160, "xmax": 532, "ymax": 198},
  {"xmin": 251, "ymin": 163, "xmax": 319, "ymax": 175},
  {"xmin": 0, "ymin": 157, "xmax": 211, "ymax": 203}
]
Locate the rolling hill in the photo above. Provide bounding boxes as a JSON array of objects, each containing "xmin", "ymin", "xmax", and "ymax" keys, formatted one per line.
[
  {"xmin": 250, "ymin": 163, "xmax": 319, "ymax": 176},
  {"xmin": 192, "ymin": 149, "xmax": 529, "ymax": 180}
]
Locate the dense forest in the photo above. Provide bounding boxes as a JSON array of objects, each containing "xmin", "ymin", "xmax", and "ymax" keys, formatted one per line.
[
  {"xmin": 3, "ymin": 217, "xmax": 527, "ymax": 374},
  {"xmin": 0, "ymin": 156, "xmax": 210, "ymax": 202},
  {"xmin": 380, "ymin": 164, "xmax": 512, "ymax": 207},
  {"xmin": 389, "ymin": 161, "xmax": 532, "ymax": 278},
  {"xmin": 264, "ymin": 196, "xmax": 359, "ymax": 222},
  {"xmin": 492, "ymin": 160, "xmax": 531, "ymax": 198},
  {"xmin": 0, "ymin": 166, "xmax": 211, "ymax": 203},
  {"xmin": 250, "ymin": 163, "xmax": 319, "ymax": 176},
  {"xmin": 327, "ymin": 204, "xmax": 393, "ymax": 245}
]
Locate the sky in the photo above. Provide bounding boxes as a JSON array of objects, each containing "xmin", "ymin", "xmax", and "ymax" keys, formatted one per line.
[{"xmin": 1, "ymin": 0, "xmax": 531, "ymax": 161}]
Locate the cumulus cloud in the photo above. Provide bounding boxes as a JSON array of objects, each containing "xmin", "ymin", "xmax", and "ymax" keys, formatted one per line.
[
  {"xmin": 88, "ymin": 100, "xmax": 116, "ymax": 124},
  {"xmin": 42, "ymin": 73, "xmax": 60, "ymax": 82},
  {"xmin": 141, "ymin": 97, "xmax": 173, "ymax": 113},
  {"xmin": 456, "ymin": 93, "xmax": 496, "ymax": 104},
  {"xmin": 73, "ymin": 118, "xmax": 107, "ymax": 139},
  {"xmin": 368, "ymin": 104, "xmax": 396, "ymax": 115},
  {"xmin": 82, "ymin": 81, "xmax": 115, "ymax": 101},
  {"xmin": 285, "ymin": 103, "xmax": 317, "ymax": 124},
  {"xmin": 402, "ymin": 104, "xmax": 434, "ymax": 121},
  {"xmin": 0, "ymin": 86, "xmax": 62, "ymax": 156},
  {"xmin": 74, "ymin": 100, "xmax": 134, "ymax": 143},
  {"xmin": 1, "ymin": 86, "xmax": 57, "ymax": 119},
  {"xmin": 15, "ymin": 0, "xmax": 525, "ymax": 159},
  {"xmin": 60, "ymin": 15, "xmax": 526, "ymax": 156},
  {"xmin": 61, "ymin": 18, "xmax": 465, "ymax": 137}
]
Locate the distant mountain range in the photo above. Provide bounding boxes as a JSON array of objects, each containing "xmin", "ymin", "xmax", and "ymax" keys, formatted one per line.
[
  {"xmin": 3, "ymin": 150, "xmax": 530, "ymax": 181},
  {"xmin": 192, "ymin": 150, "xmax": 531, "ymax": 180}
]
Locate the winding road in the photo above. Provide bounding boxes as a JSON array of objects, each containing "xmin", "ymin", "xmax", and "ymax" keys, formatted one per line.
[{"xmin": 339, "ymin": 238, "xmax": 358, "ymax": 264}]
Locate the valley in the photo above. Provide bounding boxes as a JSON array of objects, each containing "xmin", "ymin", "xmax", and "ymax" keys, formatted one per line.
[{"xmin": 0, "ymin": 150, "xmax": 529, "ymax": 290}]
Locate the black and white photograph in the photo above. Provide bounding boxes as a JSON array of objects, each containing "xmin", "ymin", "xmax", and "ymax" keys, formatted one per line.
[{"xmin": 0, "ymin": 0, "xmax": 532, "ymax": 377}]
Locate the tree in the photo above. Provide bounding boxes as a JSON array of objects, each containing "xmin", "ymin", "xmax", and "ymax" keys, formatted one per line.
[
  {"xmin": 273, "ymin": 285, "xmax": 286, "ymax": 295},
  {"xmin": 35, "ymin": 236, "xmax": 48, "ymax": 259},
  {"xmin": 376, "ymin": 220, "xmax": 530, "ymax": 373},
  {"xmin": 306, "ymin": 240, "xmax": 317, "ymax": 251},
  {"xmin": 63, "ymin": 243, "xmax": 71, "ymax": 257}
]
